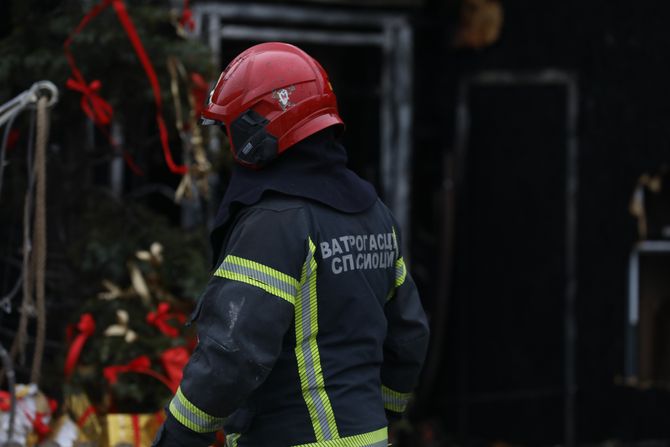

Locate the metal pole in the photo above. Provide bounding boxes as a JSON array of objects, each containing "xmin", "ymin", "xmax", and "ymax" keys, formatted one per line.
[
  {"xmin": 453, "ymin": 78, "xmax": 471, "ymax": 442},
  {"xmin": 110, "ymin": 122, "xmax": 124, "ymax": 198},
  {"xmin": 194, "ymin": 2, "xmax": 399, "ymax": 27},
  {"xmin": 219, "ymin": 26, "xmax": 385, "ymax": 46},
  {"xmin": 626, "ymin": 248, "xmax": 640, "ymax": 378},
  {"xmin": 207, "ymin": 12, "xmax": 222, "ymax": 70},
  {"xmin": 393, "ymin": 20, "xmax": 414, "ymax": 255},
  {"xmin": 379, "ymin": 26, "xmax": 394, "ymax": 227},
  {"xmin": 564, "ymin": 75, "xmax": 579, "ymax": 447}
]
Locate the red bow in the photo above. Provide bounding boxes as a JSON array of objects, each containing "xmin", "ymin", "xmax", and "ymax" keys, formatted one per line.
[
  {"xmin": 25, "ymin": 411, "xmax": 51, "ymax": 439},
  {"xmin": 104, "ymin": 355, "xmax": 150, "ymax": 385},
  {"xmin": 160, "ymin": 346, "xmax": 190, "ymax": 389},
  {"xmin": 147, "ymin": 303, "xmax": 186, "ymax": 338},
  {"xmin": 66, "ymin": 78, "xmax": 113, "ymax": 126},
  {"xmin": 179, "ymin": 0, "xmax": 195, "ymax": 32},
  {"xmin": 64, "ymin": 313, "xmax": 96, "ymax": 378},
  {"xmin": 0, "ymin": 394, "xmax": 55, "ymax": 440},
  {"xmin": 103, "ymin": 355, "xmax": 176, "ymax": 392}
]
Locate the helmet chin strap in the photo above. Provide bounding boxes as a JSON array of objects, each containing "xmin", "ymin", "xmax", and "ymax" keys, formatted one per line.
[{"xmin": 229, "ymin": 109, "xmax": 279, "ymax": 168}]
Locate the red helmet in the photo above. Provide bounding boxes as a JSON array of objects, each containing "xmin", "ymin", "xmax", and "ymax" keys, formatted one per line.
[{"xmin": 201, "ymin": 42, "xmax": 344, "ymax": 168}]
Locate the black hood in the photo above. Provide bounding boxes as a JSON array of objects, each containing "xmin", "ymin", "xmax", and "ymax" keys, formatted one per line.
[{"xmin": 210, "ymin": 129, "xmax": 378, "ymax": 263}]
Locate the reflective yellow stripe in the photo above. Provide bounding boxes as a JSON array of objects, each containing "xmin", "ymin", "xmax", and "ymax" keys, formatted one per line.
[
  {"xmin": 215, "ymin": 255, "xmax": 299, "ymax": 305},
  {"xmin": 394, "ymin": 257, "xmax": 407, "ymax": 288},
  {"xmin": 381, "ymin": 385, "xmax": 412, "ymax": 413},
  {"xmin": 169, "ymin": 387, "xmax": 225, "ymax": 433},
  {"xmin": 226, "ymin": 433, "xmax": 241, "ymax": 447},
  {"xmin": 295, "ymin": 238, "xmax": 340, "ymax": 441},
  {"xmin": 293, "ymin": 427, "xmax": 387, "ymax": 447},
  {"xmin": 386, "ymin": 256, "xmax": 408, "ymax": 301}
]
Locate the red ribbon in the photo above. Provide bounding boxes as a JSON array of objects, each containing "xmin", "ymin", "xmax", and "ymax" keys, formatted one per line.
[
  {"xmin": 77, "ymin": 404, "xmax": 97, "ymax": 428},
  {"xmin": 103, "ymin": 355, "xmax": 176, "ymax": 393},
  {"xmin": 190, "ymin": 72, "xmax": 209, "ymax": 119},
  {"xmin": 159, "ymin": 346, "xmax": 190, "ymax": 388},
  {"xmin": 111, "ymin": 0, "xmax": 187, "ymax": 175},
  {"xmin": 64, "ymin": 0, "xmax": 188, "ymax": 175},
  {"xmin": 0, "ymin": 394, "xmax": 55, "ymax": 440},
  {"xmin": 63, "ymin": 0, "xmax": 143, "ymax": 176},
  {"xmin": 48, "ymin": 398, "xmax": 58, "ymax": 415},
  {"xmin": 64, "ymin": 313, "xmax": 96, "ymax": 378},
  {"xmin": 146, "ymin": 303, "xmax": 186, "ymax": 338},
  {"xmin": 0, "ymin": 390, "xmax": 9, "ymax": 411},
  {"xmin": 132, "ymin": 414, "xmax": 141, "ymax": 447},
  {"xmin": 179, "ymin": 0, "xmax": 195, "ymax": 32},
  {"xmin": 65, "ymin": 78, "xmax": 113, "ymax": 126}
]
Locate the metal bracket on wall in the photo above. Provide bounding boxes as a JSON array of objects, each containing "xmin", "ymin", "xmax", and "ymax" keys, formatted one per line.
[
  {"xmin": 190, "ymin": 2, "xmax": 414, "ymax": 255},
  {"xmin": 453, "ymin": 69, "xmax": 579, "ymax": 447}
]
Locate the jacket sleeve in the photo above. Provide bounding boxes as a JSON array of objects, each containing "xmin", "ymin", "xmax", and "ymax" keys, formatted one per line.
[
  {"xmin": 380, "ymin": 241, "xmax": 430, "ymax": 419},
  {"xmin": 154, "ymin": 206, "xmax": 308, "ymax": 447}
]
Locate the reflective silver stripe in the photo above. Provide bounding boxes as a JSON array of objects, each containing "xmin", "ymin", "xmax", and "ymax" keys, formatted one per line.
[
  {"xmin": 168, "ymin": 387, "xmax": 225, "ymax": 433},
  {"xmin": 381, "ymin": 385, "xmax": 411, "ymax": 413},
  {"xmin": 292, "ymin": 426, "xmax": 387, "ymax": 447},
  {"xmin": 215, "ymin": 255, "xmax": 299, "ymax": 304},
  {"xmin": 219, "ymin": 259, "xmax": 298, "ymax": 297},
  {"xmin": 295, "ymin": 239, "xmax": 339, "ymax": 441}
]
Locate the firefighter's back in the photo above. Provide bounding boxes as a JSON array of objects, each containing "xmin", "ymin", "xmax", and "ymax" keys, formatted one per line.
[{"xmin": 233, "ymin": 195, "xmax": 399, "ymax": 446}]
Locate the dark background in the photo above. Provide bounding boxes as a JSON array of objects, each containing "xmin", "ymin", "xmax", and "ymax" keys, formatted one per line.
[
  {"xmin": 410, "ymin": 0, "xmax": 670, "ymax": 444},
  {"xmin": 2, "ymin": 0, "xmax": 670, "ymax": 445}
]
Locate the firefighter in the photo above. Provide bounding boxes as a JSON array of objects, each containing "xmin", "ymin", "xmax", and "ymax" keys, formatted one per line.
[{"xmin": 153, "ymin": 42, "xmax": 429, "ymax": 447}]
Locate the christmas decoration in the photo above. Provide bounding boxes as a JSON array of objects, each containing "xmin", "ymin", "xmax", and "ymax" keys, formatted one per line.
[
  {"xmin": 1, "ymin": 0, "xmax": 214, "ymax": 185},
  {"xmin": 64, "ymin": 241, "xmax": 194, "ymax": 409},
  {"xmin": 2, "ymin": 2, "xmax": 215, "ymax": 443},
  {"xmin": 63, "ymin": 391, "xmax": 103, "ymax": 443},
  {"xmin": 49, "ymin": 237, "xmax": 199, "ymax": 446},
  {"xmin": 167, "ymin": 56, "xmax": 213, "ymax": 202},
  {"xmin": 48, "ymin": 414, "xmax": 89, "ymax": 446},
  {"xmin": 64, "ymin": 0, "xmax": 189, "ymax": 175},
  {"xmin": 103, "ymin": 413, "xmax": 163, "ymax": 447},
  {"xmin": 64, "ymin": 314, "xmax": 97, "ymax": 378},
  {"xmin": 0, "ymin": 384, "xmax": 55, "ymax": 446}
]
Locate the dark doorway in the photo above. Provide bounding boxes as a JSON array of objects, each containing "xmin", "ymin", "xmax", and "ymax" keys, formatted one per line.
[{"xmin": 449, "ymin": 82, "xmax": 570, "ymax": 445}]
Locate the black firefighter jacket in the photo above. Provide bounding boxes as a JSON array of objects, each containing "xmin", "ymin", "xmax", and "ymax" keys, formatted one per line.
[{"xmin": 158, "ymin": 194, "xmax": 430, "ymax": 447}]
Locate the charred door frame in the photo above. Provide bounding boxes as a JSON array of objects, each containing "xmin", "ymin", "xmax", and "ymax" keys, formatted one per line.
[
  {"xmin": 191, "ymin": 3, "xmax": 414, "ymax": 252},
  {"xmin": 453, "ymin": 70, "xmax": 579, "ymax": 447}
]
